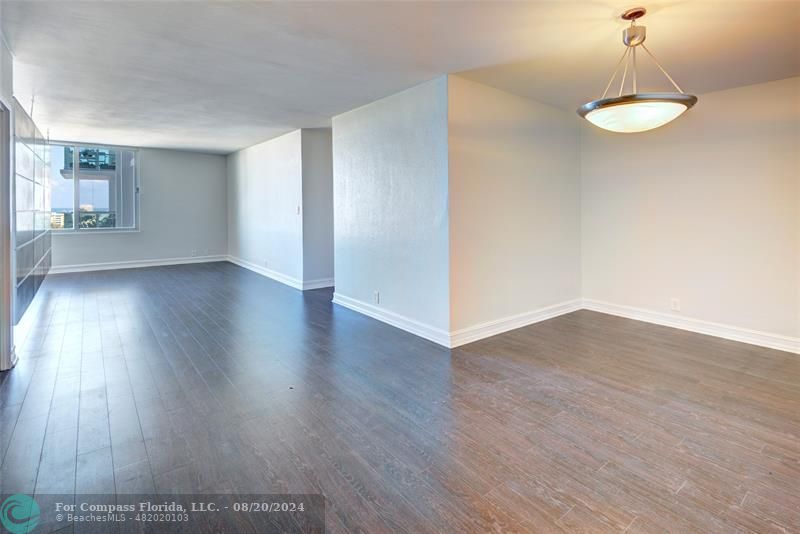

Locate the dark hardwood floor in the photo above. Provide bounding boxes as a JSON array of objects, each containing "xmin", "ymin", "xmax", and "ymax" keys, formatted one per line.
[{"xmin": 1, "ymin": 261, "xmax": 798, "ymax": 532}]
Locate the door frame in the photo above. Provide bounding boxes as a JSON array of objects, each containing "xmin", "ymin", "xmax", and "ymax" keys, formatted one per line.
[{"xmin": 0, "ymin": 101, "xmax": 16, "ymax": 371}]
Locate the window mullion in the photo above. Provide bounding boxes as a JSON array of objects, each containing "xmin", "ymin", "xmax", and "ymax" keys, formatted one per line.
[{"xmin": 72, "ymin": 146, "xmax": 79, "ymax": 230}]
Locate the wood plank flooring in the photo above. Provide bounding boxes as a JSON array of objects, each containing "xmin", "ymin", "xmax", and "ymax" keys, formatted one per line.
[{"xmin": 1, "ymin": 261, "xmax": 798, "ymax": 532}]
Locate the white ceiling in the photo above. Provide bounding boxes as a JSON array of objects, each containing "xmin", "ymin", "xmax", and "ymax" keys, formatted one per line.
[{"xmin": 2, "ymin": 1, "xmax": 798, "ymax": 154}]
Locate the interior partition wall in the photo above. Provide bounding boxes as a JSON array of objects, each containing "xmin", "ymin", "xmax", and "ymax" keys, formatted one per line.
[{"xmin": 13, "ymin": 99, "xmax": 51, "ymax": 323}]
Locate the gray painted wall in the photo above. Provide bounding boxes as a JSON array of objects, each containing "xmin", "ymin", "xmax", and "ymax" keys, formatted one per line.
[
  {"xmin": 226, "ymin": 130, "xmax": 305, "ymax": 283},
  {"xmin": 332, "ymin": 76, "xmax": 451, "ymax": 333},
  {"xmin": 52, "ymin": 148, "xmax": 228, "ymax": 268},
  {"xmin": 0, "ymin": 36, "xmax": 11, "ymax": 105},
  {"xmin": 301, "ymin": 129, "xmax": 335, "ymax": 283},
  {"xmin": 226, "ymin": 128, "xmax": 334, "ymax": 287}
]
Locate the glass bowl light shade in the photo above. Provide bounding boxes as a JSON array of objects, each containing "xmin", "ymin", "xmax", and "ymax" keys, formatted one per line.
[{"xmin": 577, "ymin": 93, "xmax": 697, "ymax": 133}]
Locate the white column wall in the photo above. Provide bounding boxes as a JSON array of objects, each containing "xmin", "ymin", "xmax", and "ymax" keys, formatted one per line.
[
  {"xmin": 227, "ymin": 130, "xmax": 305, "ymax": 285},
  {"xmin": 332, "ymin": 77, "xmax": 451, "ymax": 342}
]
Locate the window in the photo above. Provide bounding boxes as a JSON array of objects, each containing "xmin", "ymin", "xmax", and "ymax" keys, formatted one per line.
[{"xmin": 49, "ymin": 144, "xmax": 138, "ymax": 230}]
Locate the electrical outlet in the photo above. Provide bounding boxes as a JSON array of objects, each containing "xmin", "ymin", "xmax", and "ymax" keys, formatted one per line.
[
  {"xmin": 670, "ymin": 298, "xmax": 681, "ymax": 312},
  {"xmin": 296, "ymin": 205, "xmax": 301, "ymax": 215},
  {"xmin": 263, "ymin": 259, "xmax": 269, "ymax": 268},
  {"xmin": 191, "ymin": 249, "xmax": 197, "ymax": 257},
  {"xmin": 373, "ymin": 291, "xmax": 380, "ymax": 305}
]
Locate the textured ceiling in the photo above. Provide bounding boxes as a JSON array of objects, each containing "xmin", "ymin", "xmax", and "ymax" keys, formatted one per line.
[{"xmin": 2, "ymin": 1, "xmax": 798, "ymax": 154}]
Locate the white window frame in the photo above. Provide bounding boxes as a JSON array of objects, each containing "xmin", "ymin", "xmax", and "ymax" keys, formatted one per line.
[{"xmin": 50, "ymin": 141, "xmax": 140, "ymax": 233}]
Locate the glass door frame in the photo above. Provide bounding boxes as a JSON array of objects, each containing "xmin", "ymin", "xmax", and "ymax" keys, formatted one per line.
[{"xmin": 0, "ymin": 101, "xmax": 17, "ymax": 371}]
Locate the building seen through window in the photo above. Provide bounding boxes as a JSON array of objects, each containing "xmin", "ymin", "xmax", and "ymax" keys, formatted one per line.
[{"xmin": 49, "ymin": 144, "xmax": 137, "ymax": 230}]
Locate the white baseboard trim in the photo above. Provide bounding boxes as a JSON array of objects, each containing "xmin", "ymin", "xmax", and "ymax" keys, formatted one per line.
[
  {"xmin": 582, "ymin": 299, "xmax": 800, "ymax": 355},
  {"xmin": 331, "ymin": 294, "xmax": 582, "ymax": 349},
  {"xmin": 329, "ymin": 293, "xmax": 798, "ymax": 354},
  {"xmin": 226, "ymin": 255, "xmax": 334, "ymax": 291},
  {"xmin": 450, "ymin": 299, "xmax": 583, "ymax": 348},
  {"xmin": 49, "ymin": 255, "xmax": 227, "ymax": 274},
  {"xmin": 332, "ymin": 293, "xmax": 451, "ymax": 347},
  {"xmin": 47, "ymin": 254, "xmax": 797, "ymax": 355},
  {"xmin": 226, "ymin": 255, "xmax": 303, "ymax": 290},
  {"xmin": 302, "ymin": 277, "xmax": 336, "ymax": 290}
]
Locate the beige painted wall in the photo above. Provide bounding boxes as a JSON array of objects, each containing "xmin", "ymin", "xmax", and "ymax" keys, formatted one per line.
[
  {"xmin": 581, "ymin": 77, "xmax": 800, "ymax": 338},
  {"xmin": 448, "ymin": 75, "xmax": 581, "ymax": 331}
]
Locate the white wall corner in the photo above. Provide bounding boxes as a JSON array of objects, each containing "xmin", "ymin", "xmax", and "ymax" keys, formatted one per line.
[
  {"xmin": 331, "ymin": 294, "xmax": 582, "ymax": 349},
  {"xmin": 579, "ymin": 78, "xmax": 799, "ymax": 358},
  {"xmin": 449, "ymin": 299, "xmax": 583, "ymax": 348},
  {"xmin": 332, "ymin": 293, "xmax": 451, "ymax": 347},
  {"xmin": 226, "ymin": 255, "xmax": 304, "ymax": 290},
  {"xmin": 226, "ymin": 255, "xmax": 333, "ymax": 291},
  {"xmin": 303, "ymin": 278, "xmax": 335, "ymax": 290}
]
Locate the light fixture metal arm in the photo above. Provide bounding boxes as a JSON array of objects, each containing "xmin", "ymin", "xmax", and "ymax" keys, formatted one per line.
[
  {"xmin": 641, "ymin": 43, "xmax": 684, "ymax": 93},
  {"xmin": 601, "ymin": 47, "xmax": 631, "ymax": 99},
  {"xmin": 619, "ymin": 48, "xmax": 630, "ymax": 97}
]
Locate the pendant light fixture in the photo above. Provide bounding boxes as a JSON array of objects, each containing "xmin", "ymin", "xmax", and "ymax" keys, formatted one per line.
[{"xmin": 577, "ymin": 7, "xmax": 697, "ymax": 133}]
